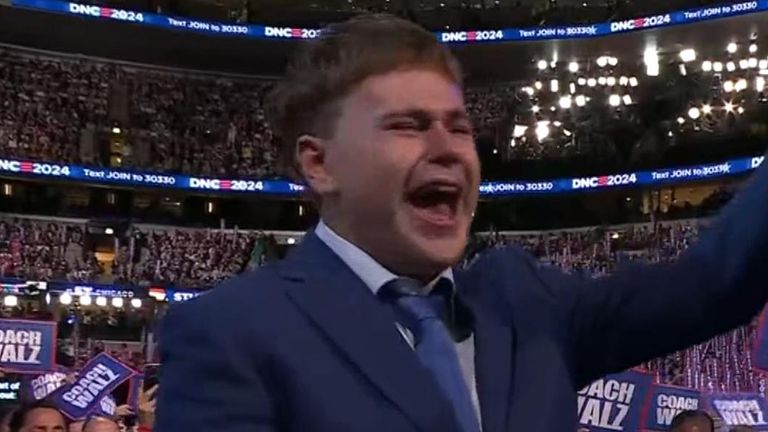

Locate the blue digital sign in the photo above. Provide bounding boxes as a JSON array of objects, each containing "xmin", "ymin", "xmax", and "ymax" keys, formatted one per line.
[
  {"xmin": 0, "ymin": 155, "xmax": 762, "ymax": 197},
  {"xmin": 9, "ymin": 0, "xmax": 768, "ymax": 44}
]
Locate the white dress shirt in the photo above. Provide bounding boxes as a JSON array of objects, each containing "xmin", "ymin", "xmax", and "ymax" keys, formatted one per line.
[{"xmin": 315, "ymin": 221, "xmax": 482, "ymax": 426}]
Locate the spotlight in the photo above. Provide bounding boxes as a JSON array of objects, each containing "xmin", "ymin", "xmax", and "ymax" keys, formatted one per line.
[
  {"xmin": 679, "ymin": 64, "xmax": 687, "ymax": 76},
  {"xmin": 760, "ymin": 59, "xmax": 768, "ymax": 70},
  {"xmin": 702, "ymin": 104, "xmax": 712, "ymax": 114},
  {"xmin": 575, "ymin": 95, "xmax": 587, "ymax": 107},
  {"xmin": 736, "ymin": 78, "xmax": 748, "ymax": 91},
  {"xmin": 749, "ymin": 57, "xmax": 758, "ymax": 68},
  {"xmin": 607, "ymin": 77, "xmax": 616, "ymax": 86},
  {"xmin": 597, "ymin": 56, "xmax": 609, "ymax": 68},
  {"xmin": 131, "ymin": 298, "xmax": 142, "ymax": 308},
  {"xmin": 568, "ymin": 62, "xmax": 579, "ymax": 73},
  {"xmin": 702, "ymin": 60, "xmax": 713, "ymax": 72},
  {"xmin": 559, "ymin": 95, "xmax": 572, "ymax": 109},
  {"xmin": 644, "ymin": 48, "xmax": 659, "ymax": 76},
  {"xmin": 537, "ymin": 59, "xmax": 548, "ymax": 70},
  {"xmin": 112, "ymin": 297, "xmax": 124, "ymax": 308},
  {"xmin": 608, "ymin": 57, "xmax": 618, "ymax": 66},
  {"xmin": 727, "ymin": 61, "xmax": 737, "ymax": 72},
  {"xmin": 587, "ymin": 78, "xmax": 597, "ymax": 87},
  {"xmin": 598, "ymin": 77, "xmax": 607, "ymax": 86},
  {"xmin": 679, "ymin": 49, "xmax": 696, "ymax": 63},
  {"xmin": 550, "ymin": 79, "xmax": 559, "ymax": 92},
  {"xmin": 96, "ymin": 296, "xmax": 107, "ymax": 307},
  {"xmin": 622, "ymin": 94, "xmax": 633, "ymax": 105},
  {"xmin": 724, "ymin": 101, "xmax": 735, "ymax": 112},
  {"xmin": 79, "ymin": 295, "xmax": 92, "ymax": 306},
  {"xmin": 737, "ymin": 106, "xmax": 745, "ymax": 114},
  {"xmin": 727, "ymin": 42, "xmax": 738, "ymax": 54},
  {"xmin": 646, "ymin": 64, "xmax": 660, "ymax": 77},
  {"xmin": 739, "ymin": 59, "xmax": 749, "ymax": 70},
  {"xmin": 757, "ymin": 77, "xmax": 766, "ymax": 91},
  {"xmin": 569, "ymin": 82, "xmax": 576, "ymax": 94},
  {"xmin": 104, "ymin": 227, "xmax": 114, "ymax": 235},
  {"xmin": 688, "ymin": 107, "xmax": 701, "ymax": 120},
  {"xmin": 713, "ymin": 62, "xmax": 724, "ymax": 72},
  {"xmin": 677, "ymin": 117, "xmax": 685, "ymax": 125},
  {"xmin": 619, "ymin": 76, "xmax": 629, "ymax": 86},
  {"xmin": 522, "ymin": 87, "xmax": 534, "ymax": 96},
  {"xmin": 534, "ymin": 81, "xmax": 543, "ymax": 90},
  {"xmin": 535, "ymin": 121, "xmax": 550, "ymax": 141},
  {"xmin": 629, "ymin": 77, "xmax": 639, "ymax": 87},
  {"xmin": 577, "ymin": 77, "xmax": 587, "ymax": 86},
  {"xmin": 723, "ymin": 80, "xmax": 734, "ymax": 92},
  {"xmin": 563, "ymin": 129, "xmax": 573, "ymax": 137},
  {"xmin": 3, "ymin": 296, "xmax": 17, "ymax": 308},
  {"xmin": 512, "ymin": 125, "xmax": 528, "ymax": 138},
  {"xmin": 531, "ymin": 105, "xmax": 540, "ymax": 113},
  {"xmin": 608, "ymin": 94, "xmax": 621, "ymax": 107},
  {"xmin": 111, "ymin": 127, "xmax": 121, "ymax": 134},
  {"xmin": 750, "ymin": 43, "xmax": 758, "ymax": 54},
  {"xmin": 509, "ymin": 138, "xmax": 516, "ymax": 147},
  {"xmin": 60, "ymin": 293, "xmax": 72, "ymax": 305}
]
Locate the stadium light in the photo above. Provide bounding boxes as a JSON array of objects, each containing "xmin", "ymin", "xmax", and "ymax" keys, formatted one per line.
[
  {"xmin": 737, "ymin": 106, "xmax": 745, "ymax": 114},
  {"xmin": 60, "ymin": 293, "xmax": 72, "ymax": 305},
  {"xmin": 677, "ymin": 117, "xmax": 685, "ymax": 125},
  {"xmin": 724, "ymin": 101, "xmax": 735, "ymax": 112},
  {"xmin": 559, "ymin": 96, "xmax": 572, "ymax": 109},
  {"xmin": 750, "ymin": 43, "xmax": 758, "ymax": 54},
  {"xmin": 569, "ymin": 82, "xmax": 576, "ymax": 94},
  {"xmin": 739, "ymin": 59, "xmax": 749, "ymax": 70},
  {"xmin": 679, "ymin": 64, "xmax": 687, "ymax": 76},
  {"xmin": 535, "ymin": 121, "xmax": 550, "ymax": 141},
  {"xmin": 688, "ymin": 107, "xmax": 701, "ymax": 120},
  {"xmin": 597, "ymin": 56, "xmax": 609, "ymax": 68},
  {"xmin": 131, "ymin": 298, "xmax": 142, "ymax": 308},
  {"xmin": 577, "ymin": 77, "xmax": 587, "ymax": 86},
  {"xmin": 761, "ymin": 59, "xmax": 768, "ymax": 70},
  {"xmin": 629, "ymin": 77, "xmax": 639, "ymax": 87},
  {"xmin": 522, "ymin": 87, "xmax": 534, "ymax": 96},
  {"xmin": 3, "ymin": 296, "xmax": 17, "ymax": 308},
  {"xmin": 749, "ymin": 57, "xmax": 759, "ymax": 68},
  {"xmin": 79, "ymin": 295, "xmax": 92, "ymax": 306},
  {"xmin": 550, "ymin": 106, "xmax": 556, "ymax": 112},
  {"xmin": 111, "ymin": 127, "xmax": 121, "ymax": 134},
  {"xmin": 104, "ymin": 227, "xmax": 114, "ymax": 235},
  {"xmin": 736, "ymin": 78, "xmax": 748, "ymax": 91},
  {"xmin": 568, "ymin": 62, "xmax": 579, "ymax": 73},
  {"xmin": 702, "ymin": 104, "xmax": 712, "ymax": 114},
  {"xmin": 713, "ymin": 62, "xmax": 724, "ymax": 72},
  {"xmin": 608, "ymin": 57, "xmax": 618, "ymax": 66},
  {"xmin": 575, "ymin": 95, "xmax": 587, "ymax": 107},
  {"xmin": 531, "ymin": 105, "xmax": 540, "ymax": 113},
  {"xmin": 679, "ymin": 49, "xmax": 696, "ymax": 63},
  {"xmin": 537, "ymin": 59, "xmax": 548, "ymax": 70},
  {"xmin": 619, "ymin": 76, "xmax": 629, "ymax": 86},
  {"xmin": 702, "ymin": 60, "xmax": 713, "ymax": 72},
  {"xmin": 112, "ymin": 297, "xmax": 124, "ymax": 308},
  {"xmin": 757, "ymin": 77, "xmax": 766, "ymax": 92},
  {"xmin": 727, "ymin": 42, "xmax": 738, "ymax": 54},
  {"xmin": 563, "ymin": 129, "xmax": 572, "ymax": 137},
  {"xmin": 513, "ymin": 125, "xmax": 528, "ymax": 138},
  {"xmin": 96, "ymin": 296, "xmax": 107, "ymax": 307},
  {"xmin": 723, "ymin": 80, "xmax": 735, "ymax": 92},
  {"xmin": 727, "ymin": 61, "xmax": 737, "ymax": 72},
  {"xmin": 608, "ymin": 94, "xmax": 621, "ymax": 107},
  {"xmin": 622, "ymin": 94, "xmax": 633, "ymax": 105},
  {"xmin": 598, "ymin": 77, "xmax": 607, "ymax": 86},
  {"xmin": 607, "ymin": 76, "xmax": 616, "ymax": 86},
  {"xmin": 644, "ymin": 48, "xmax": 659, "ymax": 76},
  {"xmin": 534, "ymin": 81, "xmax": 543, "ymax": 90},
  {"xmin": 550, "ymin": 79, "xmax": 559, "ymax": 92},
  {"xmin": 587, "ymin": 78, "xmax": 597, "ymax": 87},
  {"xmin": 509, "ymin": 138, "xmax": 516, "ymax": 148}
]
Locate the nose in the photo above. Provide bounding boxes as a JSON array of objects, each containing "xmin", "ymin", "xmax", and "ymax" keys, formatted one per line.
[{"xmin": 423, "ymin": 120, "xmax": 467, "ymax": 167}]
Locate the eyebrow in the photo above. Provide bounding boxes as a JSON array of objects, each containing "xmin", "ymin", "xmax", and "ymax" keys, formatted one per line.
[{"xmin": 378, "ymin": 108, "xmax": 471, "ymax": 124}]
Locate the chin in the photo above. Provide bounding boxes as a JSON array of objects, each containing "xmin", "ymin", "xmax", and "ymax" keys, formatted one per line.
[{"xmin": 403, "ymin": 232, "xmax": 467, "ymax": 276}]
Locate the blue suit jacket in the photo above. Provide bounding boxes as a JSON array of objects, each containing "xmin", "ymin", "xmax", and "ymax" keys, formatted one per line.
[{"xmin": 156, "ymin": 162, "xmax": 768, "ymax": 432}]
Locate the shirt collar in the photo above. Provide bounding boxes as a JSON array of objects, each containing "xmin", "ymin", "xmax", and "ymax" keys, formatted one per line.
[{"xmin": 314, "ymin": 220, "xmax": 454, "ymax": 296}]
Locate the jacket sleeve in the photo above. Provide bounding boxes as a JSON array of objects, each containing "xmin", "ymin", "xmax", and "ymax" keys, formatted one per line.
[
  {"xmin": 154, "ymin": 298, "xmax": 278, "ymax": 432},
  {"xmin": 565, "ymin": 155, "xmax": 768, "ymax": 387}
]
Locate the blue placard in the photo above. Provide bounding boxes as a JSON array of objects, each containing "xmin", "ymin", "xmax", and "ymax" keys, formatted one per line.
[
  {"xmin": 706, "ymin": 393, "xmax": 768, "ymax": 430},
  {"xmin": 0, "ymin": 155, "xmax": 762, "ymax": 198},
  {"xmin": 642, "ymin": 384, "xmax": 702, "ymax": 431},
  {"xmin": 27, "ymin": 369, "xmax": 68, "ymax": 400},
  {"xmin": 0, "ymin": 319, "xmax": 56, "ymax": 373},
  {"xmin": 48, "ymin": 353, "xmax": 134, "ymax": 420},
  {"xmin": 576, "ymin": 370, "xmax": 653, "ymax": 431},
  {"xmin": 10, "ymin": 0, "xmax": 768, "ymax": 43}
]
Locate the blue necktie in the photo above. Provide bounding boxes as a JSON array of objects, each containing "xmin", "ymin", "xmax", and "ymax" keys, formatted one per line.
[{"xmin": 382, "ymin": 278, "xmax": 481, "ymax": 432}]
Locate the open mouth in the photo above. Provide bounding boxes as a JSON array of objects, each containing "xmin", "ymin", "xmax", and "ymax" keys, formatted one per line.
[{"xmin": 405, "ymin": 182, "xmax": 462, "ymax": 227}]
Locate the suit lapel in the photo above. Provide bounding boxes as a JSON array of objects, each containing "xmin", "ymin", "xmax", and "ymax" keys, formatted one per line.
[
  {"xmin": 458, "ymin": 272, "xmax": 516, "ymax": 432},
  {"xmin": 280, "ymin": 232, "xmax": 457, "ymax": 432}
]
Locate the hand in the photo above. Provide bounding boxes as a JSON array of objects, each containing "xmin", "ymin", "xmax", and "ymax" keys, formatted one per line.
[
  {"xmin": 116, "ymin": 404, "xmax": 134, "ymax": 417},
  {"xmin": 138, "ymin": 385, "xmax": 158, "ymax": 429}
]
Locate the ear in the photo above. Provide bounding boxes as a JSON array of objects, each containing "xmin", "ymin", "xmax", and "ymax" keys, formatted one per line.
[{"xmin": 296, "ymin": 134, "xmax": 338, "ymax": 195}]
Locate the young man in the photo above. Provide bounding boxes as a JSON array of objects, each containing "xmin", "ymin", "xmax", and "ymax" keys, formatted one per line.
[
  {"xmin": 155, "ymin": 14, "xmax": 768, "ymax": 432},
  {"xmin": 9, "ymin": 402, "xmax": 66, "ymax": 432}
]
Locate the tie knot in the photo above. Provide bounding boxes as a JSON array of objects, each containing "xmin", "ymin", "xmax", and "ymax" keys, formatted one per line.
[{"xmin": 380, "ymin": 277, "xmax": 448, "ymax": 333}]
